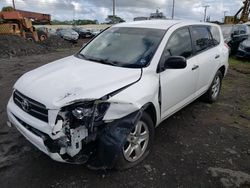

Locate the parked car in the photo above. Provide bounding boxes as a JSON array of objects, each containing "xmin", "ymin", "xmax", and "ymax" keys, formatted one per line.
[
  {"xmin": 72, "ymin": 27, "xmax": 93, "ymax": 38},
  {"xmin": 221, "ymin": 24, "xmax": 249, "ymax": 54},
  {"xmin": 7, "ymin": 20, "xmax": 229, "ymax": 170},
  {"xmin": 236, "ymin": 37, "xmax": 250, "ymax": 58},
  {"xmin": 56, "ymin": 28, "xmax": 79, "ymax": 42},
  {"xmin": 47, "ymin": 28, "xmax": 57, "ymax": 37},
  {"xmin": 90, "ymin": 29, "xmax": 101, "ymax": 36}
]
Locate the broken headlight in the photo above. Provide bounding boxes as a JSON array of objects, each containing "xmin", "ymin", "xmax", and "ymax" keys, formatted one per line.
[
  {"xmin": 71, "ymin": 101, "xmax": 110, "ymax": 122},
  {"xmin": 72, "ymin": 107, "xmax": 95, "ymax": 120}
]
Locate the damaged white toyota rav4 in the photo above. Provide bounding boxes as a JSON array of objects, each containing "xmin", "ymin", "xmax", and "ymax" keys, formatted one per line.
[{"xmin": 7, "ymin": 20, "xmax": 229, "ymax": 170}]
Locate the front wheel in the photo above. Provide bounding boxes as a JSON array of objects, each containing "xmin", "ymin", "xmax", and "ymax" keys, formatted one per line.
[
  {"xmin": 115, "ymin": 112, "xmax": 155, "ymax": 170},
  {"xmin": 202, "ymin": 71, "xmax": 223, "ymax": 103}
]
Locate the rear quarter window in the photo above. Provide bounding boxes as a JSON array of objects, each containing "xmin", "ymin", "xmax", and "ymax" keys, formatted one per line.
[{"xmin": 209, "ymin": 26, "xmax": 221, "ymax": 45}]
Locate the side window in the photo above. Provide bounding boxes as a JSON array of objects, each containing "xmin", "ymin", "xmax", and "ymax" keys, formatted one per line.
[
  {"xmin": 209, "ymin": 26, "xmax": 221, "ymax": 45},
  {"xmin": 162, "ymin": 28, "xmax": 193, "ymax": 59},
  {"xmin": 191, "ymin": 26, "xmax": 214, "ymax": 53}
]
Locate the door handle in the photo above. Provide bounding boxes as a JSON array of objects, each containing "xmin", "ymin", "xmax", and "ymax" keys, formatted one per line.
[
  {"xmin": 215, "ymin": 55, "xmax": 220, "ymax": 59},
  {"xmin": 192, "ymin": 65, "xmax": 199, "ymax": 71}
]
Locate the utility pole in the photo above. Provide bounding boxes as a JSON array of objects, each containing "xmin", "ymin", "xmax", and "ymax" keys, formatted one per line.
[
  {"xmin": 113, "ymin": 0, "xmax": 116, "ymax": 17},
  {"xmin": 172, "ymin": 0, "xmax": 175, "ymax": 19},
  {"xmin": 12, "ymin": 0, "xmax": 16, "ymax": 10},
  {"xmin": 203, "ymin": 5, "xmax": 210, "ymax": 22},
  {"xmin": 223, "ymin": 11, "xmax": 228, "ymax": 23}
]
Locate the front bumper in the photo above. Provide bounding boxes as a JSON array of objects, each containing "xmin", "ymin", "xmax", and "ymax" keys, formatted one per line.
[
  {"xmin": 7, "ymin": 95, "xmax": 143, "ymax": 169},
  {"xmin": 7, "ymin": 98, "xmax": 65, "ymax": 162}
]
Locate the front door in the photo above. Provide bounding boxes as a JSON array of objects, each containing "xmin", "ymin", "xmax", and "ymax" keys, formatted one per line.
[{"xmin": 159, "ymin": 27, "xmax": 199, "ymax": 119}]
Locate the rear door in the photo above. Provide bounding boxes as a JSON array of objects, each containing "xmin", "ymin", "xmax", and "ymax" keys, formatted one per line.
[{"xmin": 190, "ymin": 26, "xmax": 219, "ymax": 96}]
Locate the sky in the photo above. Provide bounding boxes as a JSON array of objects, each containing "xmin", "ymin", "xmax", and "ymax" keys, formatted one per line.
[{"xmin": 0, "ymin": 0, "xmax": 244, "ymax": 22}]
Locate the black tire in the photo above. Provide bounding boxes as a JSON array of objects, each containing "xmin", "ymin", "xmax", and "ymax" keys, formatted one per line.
[
  {"xmin": 37, "ymin": 30, "xmax": 47, "ymax": 41},
  {"xmin": 202, "ymin": 71, "xmax": 223, "ymax": 103},
  {"xmin": 115, "ymin": 112, "xmax": 155, "ymax": 170},
  {"xmin": 39, "ymin": 34, "xmax": 47, "ymax": 41},
  {"xmin": 27, "ymin": 37, "xmax": 34, "ymax": 42}
]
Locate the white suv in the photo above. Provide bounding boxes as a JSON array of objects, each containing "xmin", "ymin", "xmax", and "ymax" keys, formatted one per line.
[{"xmin": 7, "ymin": 20, "xmax": 229, "ymax": 170}]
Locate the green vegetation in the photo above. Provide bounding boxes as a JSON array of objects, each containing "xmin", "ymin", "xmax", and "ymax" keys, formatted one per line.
[
  {"xmin": 105, "ymin": 15, "xmax": 125, "ymax": 24},
  {"xmin": 51, "ymin": 19, "xmax": 98, "ymax": 25},
  {"xmin": 229, "ymin": 57, "xmax": 250, "ymax": 74},
  {"xmin": 227, "ymin": 57, "xmax": 250, "ymax": 126},
  {"xmin": 51, "ymin": 15, "xmax": 125, "ymax": 25},
  {"xmin": 229, "ymin": 57, "xmax": 250, "ymax": 65},
  {"xmin": 1, "ymin": 6, "xmax": 14, "ymax": 12}
]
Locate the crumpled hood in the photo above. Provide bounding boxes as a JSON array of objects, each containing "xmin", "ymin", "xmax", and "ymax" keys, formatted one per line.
[
  {"xmin": 14, "ymin": 55, "xmax": 141, "ymax": 109},
  {"xmin": 241, "ymin": 39, "xmax": 250, "ymax": 47}
]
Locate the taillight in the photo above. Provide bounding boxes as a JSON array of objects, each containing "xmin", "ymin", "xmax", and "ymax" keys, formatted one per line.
[{"xmin": 224, "ymin": 43, "xmax": 229, "ymax": 49}]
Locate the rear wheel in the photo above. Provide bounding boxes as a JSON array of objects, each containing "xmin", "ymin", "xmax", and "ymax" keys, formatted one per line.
[
  {"xmin": 202, "ymin": 71, "xmax": 223, "ymax": 103},
  {"xmin": 115, "ymin": 112, "xmax": 155, "ymax": 170}
]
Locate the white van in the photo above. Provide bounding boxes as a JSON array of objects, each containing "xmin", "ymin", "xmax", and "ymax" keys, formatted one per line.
[{"xmin": 7, "ymin": 20, "xmax": 229, "ymax": 170}]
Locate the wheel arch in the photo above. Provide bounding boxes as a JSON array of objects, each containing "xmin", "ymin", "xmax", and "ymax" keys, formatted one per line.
[
  {"xmin": 218, "ymin": 65, "xmax": 226, "ymax": 78},
  {"xmin": 143, "ymin": 102, "xmax": 157, "ymax": 127}
]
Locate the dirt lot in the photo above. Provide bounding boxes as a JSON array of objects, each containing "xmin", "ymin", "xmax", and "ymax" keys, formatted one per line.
[{"xmin": 0, "ymin": 50, "xmax": 250, "ymax": 188}]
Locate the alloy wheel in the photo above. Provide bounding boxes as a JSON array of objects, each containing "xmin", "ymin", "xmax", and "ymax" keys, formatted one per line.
[{"xmin": 123, "ymin": 121, "xmax": 149, "ymax": 162}]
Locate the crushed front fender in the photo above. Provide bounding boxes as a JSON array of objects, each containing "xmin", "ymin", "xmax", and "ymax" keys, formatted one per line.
[{"xmin": 87, "ymin": 109, "xmax": 143, "ymax": 170}]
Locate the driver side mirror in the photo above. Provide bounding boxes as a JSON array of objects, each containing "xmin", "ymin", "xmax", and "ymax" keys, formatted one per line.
[{"xmin": 164, "ymin": 56, "xmax": 187, "ymax": 70}]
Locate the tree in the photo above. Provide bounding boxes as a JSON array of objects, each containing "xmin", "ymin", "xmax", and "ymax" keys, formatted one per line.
[
  {"xmin": 73, "ymin": 19, "xmax": 98, "ymax": 25},
  {"xmin": 51, "ymin": 19, "xmax": 98, "ymax": 25},
  {"xmin": 2, "ymin": 6, "xmax": 14, "ymax": 12},
  {"xmin": 105, "ymin": 15, "xmax": 125, "ymax": 24}
]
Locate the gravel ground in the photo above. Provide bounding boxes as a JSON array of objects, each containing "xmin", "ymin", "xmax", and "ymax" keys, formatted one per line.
[
  {"xmin": 0, "ymin": 52, "xmax": 250, "ymax": 188},
  {"xmin": 0, "ymin": 35, "xmax": 88, "ymax": 58}
]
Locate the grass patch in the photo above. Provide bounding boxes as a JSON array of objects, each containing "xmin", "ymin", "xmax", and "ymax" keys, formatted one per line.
[{"xmin": 229, "ymin": 56, "xmax": 250, "ymax": 74}]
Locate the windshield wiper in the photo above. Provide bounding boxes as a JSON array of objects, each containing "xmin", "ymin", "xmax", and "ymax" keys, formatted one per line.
[
  {"xmin": 76, "ymin": 54, "xmax": 133, "ymax": 67},
  {"xmin": 85, "ymin": 57, "xmax": 118, "ymax": 66},
  {"xmin": 97, "ymin": 59, "xmax": 117, "ymax": 66},
  {"xmin": 76, "ymin": 53, "xmax": 87, "ymax": 59}
]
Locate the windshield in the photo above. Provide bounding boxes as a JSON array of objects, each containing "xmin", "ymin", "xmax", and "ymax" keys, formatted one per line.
[{"xmin": 77, "ymin": 27, "xmax": 165, "ymax": 68}]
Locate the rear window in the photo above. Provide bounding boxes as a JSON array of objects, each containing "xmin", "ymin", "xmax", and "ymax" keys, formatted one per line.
[
  {"xmin": 209, "ymin": 26, "xmax": 221, "ymax": 45},
  {"xmin": 191, "ymin": 26, "xmax": 214, "ymax": 53}
]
